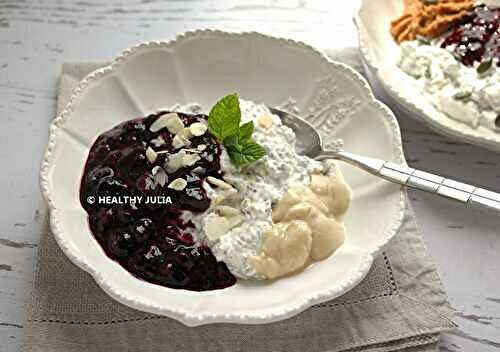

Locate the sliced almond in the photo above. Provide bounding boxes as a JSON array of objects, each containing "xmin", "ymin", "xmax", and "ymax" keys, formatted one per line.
[
  {"xmin": 150, "ymin": 113, "xmax": 184, "ymax": 133},
  {"xmin": 197, "ymin": 144, "xmax": 207, "ymax": 151},
  {"xmin": 152, "ymin": 166, "xmax": 168, "ymax": 187},
  {"xmin": 192, "ymin": 166, "xmax": 206, "ymax": 174},
  {"xmin": 206, "ymin": 176, "xmax": 234, "ymax": 190},
  {"xmin": 190, "ymin": 122, "xmax": 208, "ymax": 136},
  {"xmin": 183, "ymin": 153, "xmax": 200, "ymax": 167},
  {"xmin": 168, "ymin": 178, "xmax": 187, "ymax": 191},
  {"xmin": 145, "ymin": 146, "xmax": 157, "ymax": 163},
  {"xmin": 164, "ymin": 149, "xmax": 200, "ymax": 170},
  {"xmin": 217, "ymin": 205, "xmax": 241, "ymax": 217},
  {"xmin": 150, "ymin": 135, "xmax": 166, "ymax": 147},
  {"xmin": 257, "ymin": 114, "xmax": 273, "ymax": 129},
  {"xmin": 181, "ymin": 148, "xmax": 201, "ymax": 154},
  {"xmin": 164, "ymin": 150, "xmax": 186, "ymax": 173},
  {"xmin": 172, "ymin": 134, "xmax": 191, "ymax": 149},
  {"xmin": 177, "ymin": 127, "xmax": 194, "ymax": 140},
  {"xmin": 167, "ymin": 116, "xmax": 185, "ymax": 134},
  {"xmin": 204, "ymin": 215, "xmax": 230, "ymax": 241}
]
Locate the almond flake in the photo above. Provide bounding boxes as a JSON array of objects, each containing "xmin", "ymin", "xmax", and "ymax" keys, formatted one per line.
[
  {"xmin": 150, "ymin": 113, "xmax": 184, "ymax": 133},
  {"xmin": 178, "ymin": 127, "xmax": 194, "ymax": 140},
  {"xmin": 183, "ymin": 153, "xmax": 200, "ymax": 167},
  {"xmin": 257, "ymin": 114, "xmax": 273, "ymax": 129},
  {"xmin": 192, "ymin": 166, "xmax": 206, "ymax": 174},
  {"xmin": 145, "ymin": 147, "xmax": 158, "ymax": 163},
  {"xmin": 197, "ymin": 144, "xmax": 207, "ymax": 151},
  {"xmin": 204, "ymin": 215, "xmax": 230, "ymax": 241},
  {"xmin": 217, "ymin": 205, "xmax": 241, "ymax": 217},
  {"xmin": 172, "ymin": 134, "xmax": 191, "ymax": 149},
  {"xmin": 168, "ymin": 178, "xmax": 187, "ymax": 191},
  {"xmin": 190, "ymin": 122, "xmax": 208, "ymax": 136},
  {"xmin": 164, "ymin": 150, "xmax": 186, "ymax": 173},
  {"xmin": 181, "ymin": 148, "xmax": 201, "ymax": 153},
  {"xmin": 152, "ymin": 166, "xmax": 168, "ymax": 187},
  {"xmin": 207, "ymin": 176, "xmax": 234, "ymax": 190},
  {"xmin": 150, "ymin": 135, "xmax": 166, "ymax": 147}
]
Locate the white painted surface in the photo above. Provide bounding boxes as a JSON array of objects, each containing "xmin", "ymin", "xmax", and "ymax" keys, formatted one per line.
[{"xmin": 0, "ymin": 1, "xmax": 498, "ymax": 351}]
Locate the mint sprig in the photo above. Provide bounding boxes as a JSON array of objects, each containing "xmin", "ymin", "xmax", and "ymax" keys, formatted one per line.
[
  {"xmin": 225, "ymin": 140, "xmax": 267, "ymax": 165},
  {"xmin": 208, "ymin": 93, "xmax": 241, "ymax": 141},
  {"xmin": 238, "ymin": 121, "xmax": 254, "ymax": 142},
  {"xmin": 208, "ymin": 93, "xmax": 267, "ymax": 166}
]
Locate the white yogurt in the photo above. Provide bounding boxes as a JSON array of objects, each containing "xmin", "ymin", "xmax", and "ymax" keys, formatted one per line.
[{"xmin": 177, "ymin": 100, "xmax": 341, "ymax": 279}]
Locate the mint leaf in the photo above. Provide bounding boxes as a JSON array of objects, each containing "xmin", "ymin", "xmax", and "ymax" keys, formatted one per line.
[
  {"xmin": 227, "ymin": 141, "xmax": 267, "ymax": 166},
  {"xmin": 224, "ymin": 121, "xmax": 253, "ymax": 146},
  {"xmin": 208, "ymin": 93, "xmax": 241, "ymax": 141},
  {"xmin": 223, "ymin": 134, "xmax": 240, "ymax": 148},
  {"xmin": 238, "ymin": 121, "xmax": 254, "ymax": 142},
  {"xmin": 207, "ymin": 93, "xmax": 267, "ymax": 167}
]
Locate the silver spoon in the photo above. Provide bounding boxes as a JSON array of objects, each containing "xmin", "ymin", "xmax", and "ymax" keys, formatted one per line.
[{"xmin": 269, "ymin": 107, "xmax": 500, "ymax": 212}]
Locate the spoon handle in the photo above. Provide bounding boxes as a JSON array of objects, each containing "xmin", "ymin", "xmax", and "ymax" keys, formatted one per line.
[{"xmin": 317, "ymin": 150, "xmax": 500, "ymax": 212}]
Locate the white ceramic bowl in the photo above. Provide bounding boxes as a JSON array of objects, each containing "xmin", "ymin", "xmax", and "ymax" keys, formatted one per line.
[
  {"xmin": 355, "ymin": 0, "xmax": 500, "ymax": 152},
  {"xmin": 40, "ymin": 30, "xmax": 405, "ymax": 326}
]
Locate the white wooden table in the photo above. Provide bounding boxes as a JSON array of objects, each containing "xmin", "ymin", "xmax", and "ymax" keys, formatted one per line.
[{"xmin": 0, "ymin": 1, "xmax": 499, "ymax": 351}]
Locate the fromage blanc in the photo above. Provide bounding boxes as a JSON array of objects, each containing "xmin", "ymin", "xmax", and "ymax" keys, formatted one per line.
[
  {"xmin": 395, "ymin": 4, "xmax": 500, "ymax": 132},
  {"xmin": 183, "ymin": 100, "xmax": 351, "ymax": 280},
  {"xmin": 399, "ymin": 40, "xmax": 499, "ymax": 130}
]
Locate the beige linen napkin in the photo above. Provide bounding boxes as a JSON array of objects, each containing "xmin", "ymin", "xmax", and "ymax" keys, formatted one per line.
[{"xmin": 23, "ymin": 51, "xmax": 455, "ymax": 352}]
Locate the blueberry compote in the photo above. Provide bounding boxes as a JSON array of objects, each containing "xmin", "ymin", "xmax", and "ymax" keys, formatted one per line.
[
  {"xmin": 441, "ymin": 5, "xmax": 500, "ymax": 67},
  {"xmin": 80, "ymin": 111, "xmax": 236, "ymax": 291}
]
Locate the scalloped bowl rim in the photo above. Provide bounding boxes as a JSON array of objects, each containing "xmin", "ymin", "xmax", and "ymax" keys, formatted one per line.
[{"xmin": 40, "ymin": 29, "xmax": 406, "ymax": 326}]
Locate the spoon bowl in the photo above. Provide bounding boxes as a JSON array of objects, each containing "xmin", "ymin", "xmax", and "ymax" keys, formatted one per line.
[{"xmin": 268, "ymin": 107, "xmax": 324, "ymax": 158}]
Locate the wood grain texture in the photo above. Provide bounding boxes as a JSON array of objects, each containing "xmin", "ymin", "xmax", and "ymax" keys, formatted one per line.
[{"xmin": 0, "ymin": 0, "xmax": 498, "ymax": 351}]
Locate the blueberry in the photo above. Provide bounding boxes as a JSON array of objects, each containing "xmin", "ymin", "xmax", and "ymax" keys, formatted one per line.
[
  {"xmin": 102, "ymin": 150, "xmax": 122, "ymax": 165},
  {"xmin": 107, "ymin": 230, "xmax": 134, "ymax": 258},
  {"xmin": 97, "ymin": 178, "xmax": 129, "ymax": 198},
  {"xmin": 130, "ymin": 218, "xmax": 154, "ymax": 242},
  {"xmin": 158, "ymin": 262, "xmax": 174, "ymax": 276},
  {"xmin": 158, "ymin": 236, "xmax": 178, "ymax": 251},
  {"xmin": 171, "ymin": 266, "xmax": 189, "ymax": 286},
  {"xmin": 89, "ymin": 208, "xmax": 114, "ymax": 234},
  {"xmin": 128, "ymin": 255, "xmax": 147, "ymax": 274},
  {"xmin": 82, "ymin": 113, "xmax": 239, "ymax": 290},
  {"xmin": 163, "ymin": 224, "xmax": 181, "ymax": 240},
  {"xmin": 87, "ymin": 166, "xmax": 114, "ymax": 184},
  {"xmin": 176, "ymin": 232, "xmax": 194, "ymax": 246}
]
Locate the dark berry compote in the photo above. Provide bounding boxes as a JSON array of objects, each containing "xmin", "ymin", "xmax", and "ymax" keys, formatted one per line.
[
  {"xmin": 441, "ymin": 4, "xmax": 500, "ymax": 66},
  {"xmin": 80, "ymin": 111, "xmax": 236, "ymax": 291}
]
